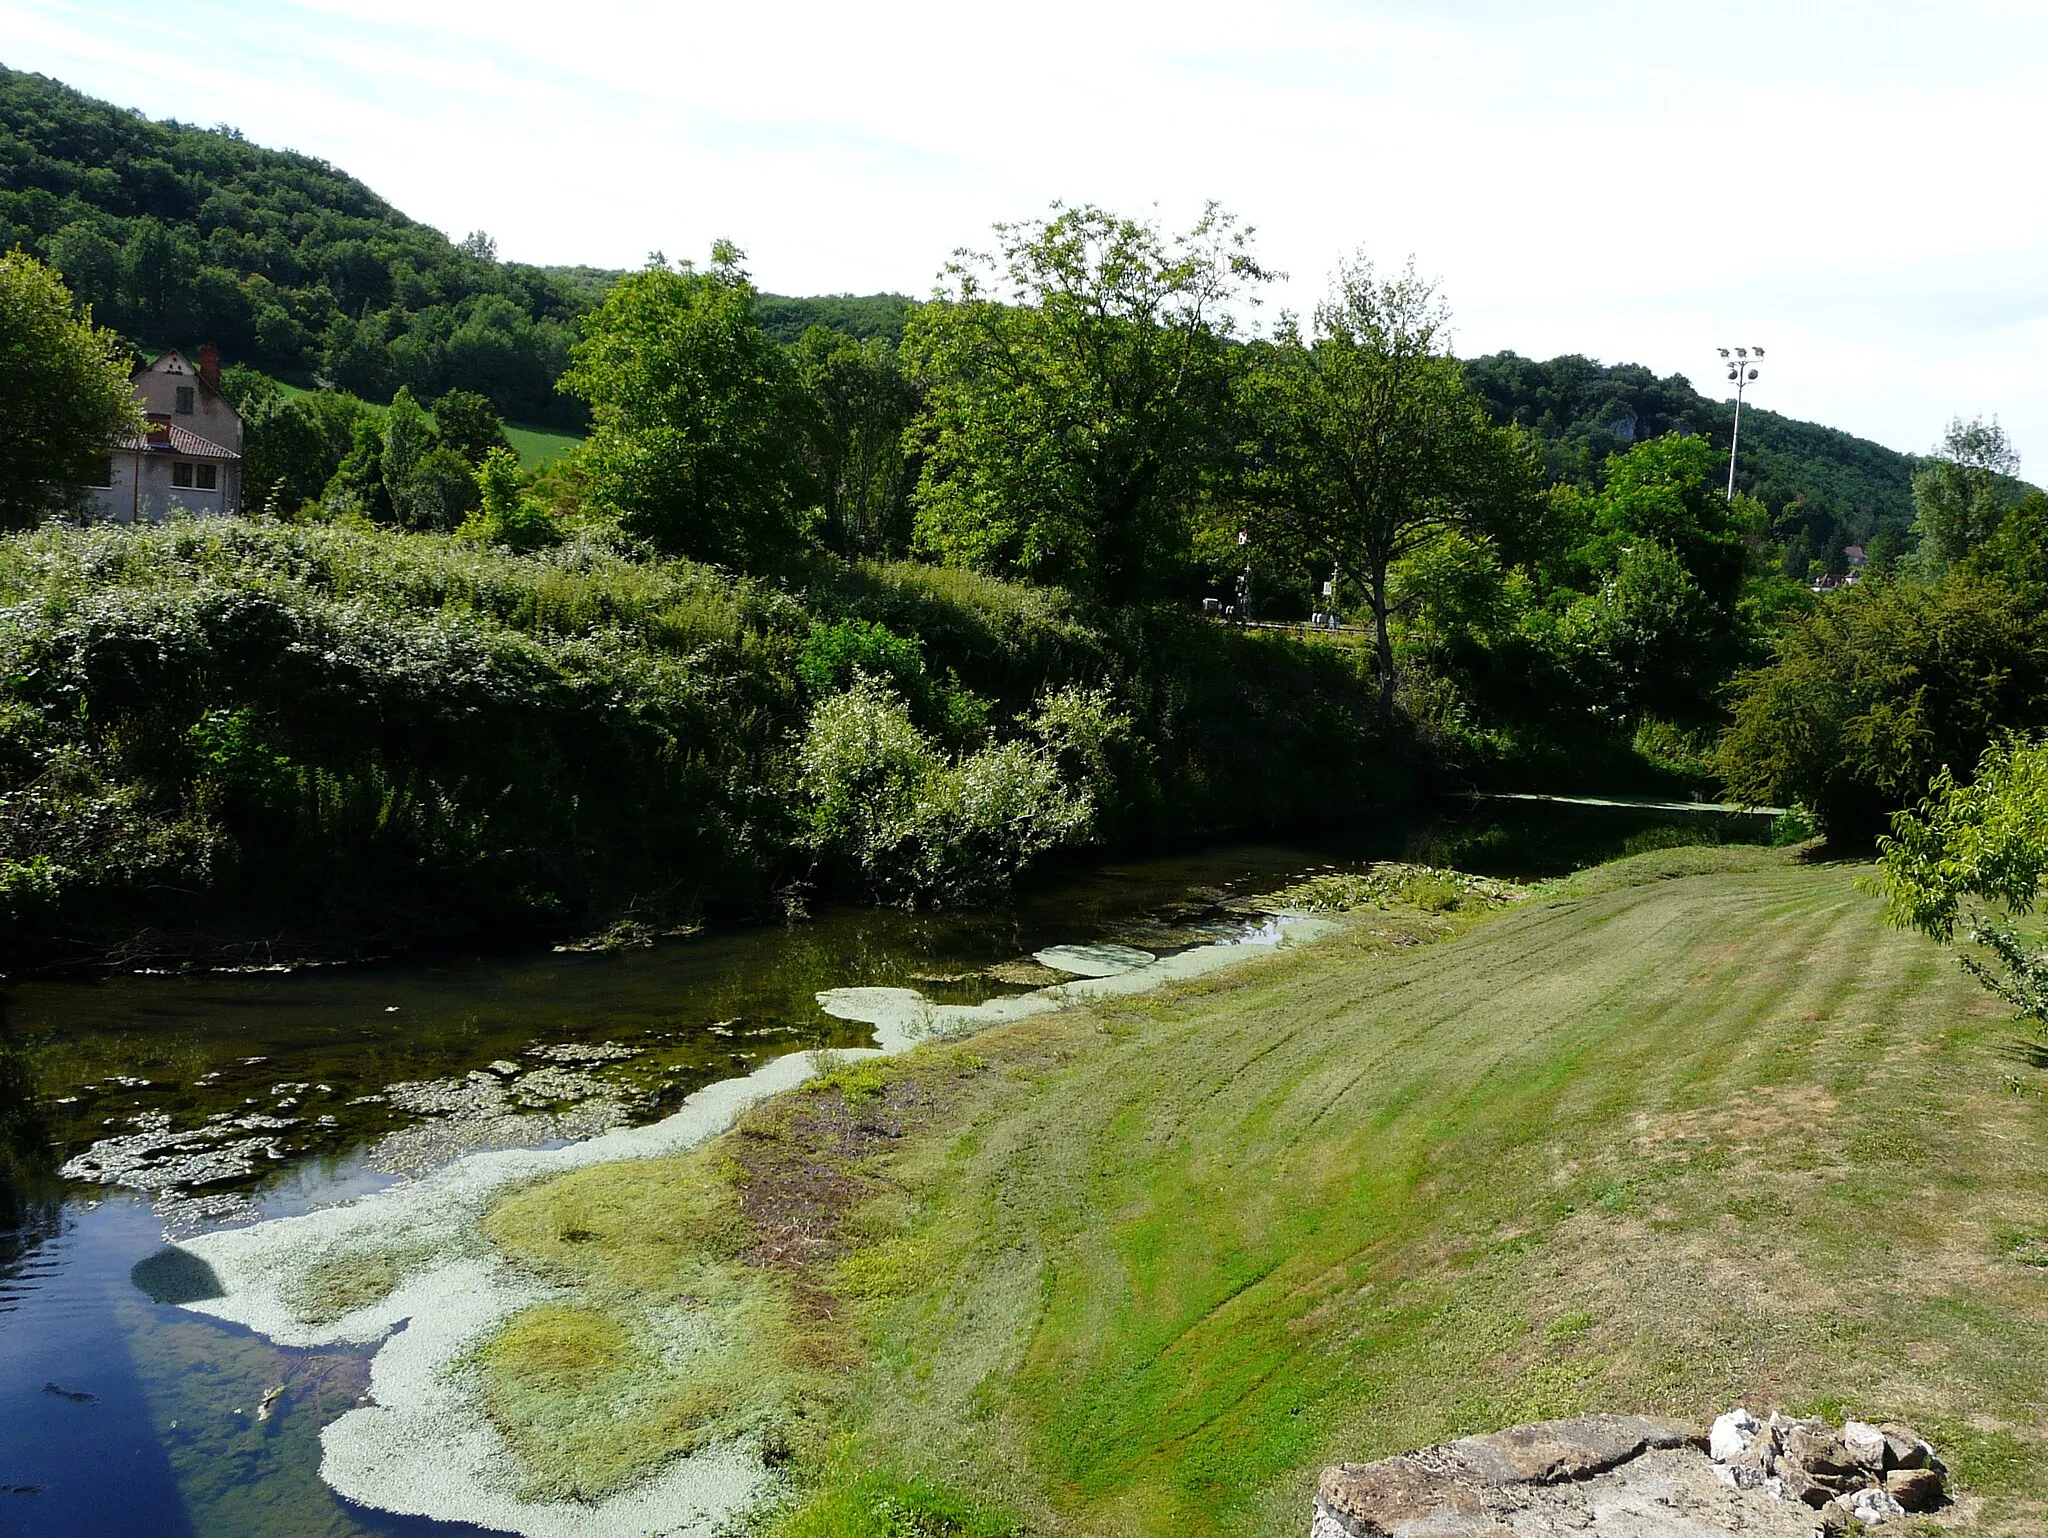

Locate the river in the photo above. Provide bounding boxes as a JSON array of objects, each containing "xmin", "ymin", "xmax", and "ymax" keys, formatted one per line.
[{"xmin": 0, "ymin": 799, "xmax": 1771, "ymax": 1537}]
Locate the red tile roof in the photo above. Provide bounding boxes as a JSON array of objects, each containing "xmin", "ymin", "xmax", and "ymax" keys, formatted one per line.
[{"xmin": 118, "ymin": 423, "xmax": 240, "ymax": 459}]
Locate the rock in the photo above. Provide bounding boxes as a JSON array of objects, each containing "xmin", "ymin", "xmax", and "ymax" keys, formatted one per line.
[
  {"xmin": 1813, "ymin": 1497, "xmax": 1856, "ymax": 1537},
  {"xmin": 1454, "ymin": 1413, "xmax": 1699, "ymax": 1483},
  {"xmin": 1885, "ymin": 1466, "xmax": 1944, "ymax": 1512},
  {"xmin": 1711, "ymin": 1408, "xmax": 1761, "ymax": 1463},
  {"xmin": 1841, "ymin": 1420, "xmax": 1887, "ymax": 1473},
  {"xmin": 1848, "ymin": 1485, "xmax": 1906, "ymax": 1526},
  {"xmin": 1726, "ymin": 1423, "xmax": 1778, "ymax": 1489},
  {"xmin": 1877, "ymin": 1422, "xmax": 1932, "ymax": 1471},
  {"xmin": 1783, "ymin": 1424, "xmax": 1861, "ymax": 1479},
  {"xmin": 1316, "ymin": 1416, "xmax": 1697, "ymax": 1535}
]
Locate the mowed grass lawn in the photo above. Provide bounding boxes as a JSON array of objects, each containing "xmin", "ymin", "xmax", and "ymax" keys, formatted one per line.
[{"xmin": 773, "ymin": 848, "xmax": 2048, "ymax": 1535}]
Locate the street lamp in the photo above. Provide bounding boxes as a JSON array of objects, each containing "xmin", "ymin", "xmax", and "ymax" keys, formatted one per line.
[{"xmin": 1717, "ymin": 345, "xmax": 1764, "ymax": 502}]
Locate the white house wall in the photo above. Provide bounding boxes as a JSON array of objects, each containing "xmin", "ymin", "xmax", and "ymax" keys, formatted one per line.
[{"xmin": 85, "ymin": 454, "xmax": 240, "ymax": 524}]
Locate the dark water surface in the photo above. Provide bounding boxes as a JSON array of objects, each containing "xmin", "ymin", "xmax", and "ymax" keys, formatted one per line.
[{"xmin": 0, "ymin": 801, "xmax": 1769, "ymax": 1537}]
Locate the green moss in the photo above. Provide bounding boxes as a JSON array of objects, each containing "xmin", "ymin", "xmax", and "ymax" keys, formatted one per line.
[
  {"xmin": 285, "ymin": 1246, "xmax": 422, "ymax": 1325},
  {"xmin": 478, "ymin": 1145, "xmax": 810, "ymax": 1501}
]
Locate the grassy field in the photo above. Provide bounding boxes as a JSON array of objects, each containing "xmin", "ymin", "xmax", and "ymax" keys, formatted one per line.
[
  {"xmin": 479, "ymin": 847, "xmax": 2048, "ymax": 1536},
  {"xmin": 504, "ymin": 421, "xmax": 583, "ymax": 469}
]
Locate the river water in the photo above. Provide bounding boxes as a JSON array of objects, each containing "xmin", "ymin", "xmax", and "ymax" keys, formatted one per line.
[{"xmin": 0, "ymin": 800, "xmax": 1769, "ymax": 1537}]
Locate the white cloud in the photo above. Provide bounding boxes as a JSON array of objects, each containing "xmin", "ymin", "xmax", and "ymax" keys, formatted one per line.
[{"xmin": 6, "ymin": 0, "xmax": 2045, "ymax": 459}]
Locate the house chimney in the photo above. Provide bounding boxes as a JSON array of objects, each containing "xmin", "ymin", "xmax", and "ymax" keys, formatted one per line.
[{"xmin": 199, "ymin": 344, "xmax": 220, "ymax": 388}]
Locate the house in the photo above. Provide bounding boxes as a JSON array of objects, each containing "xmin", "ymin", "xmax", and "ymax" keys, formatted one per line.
[{"xmin": 84, "ymin": 346, "xmax": 244, "ymax": 523}]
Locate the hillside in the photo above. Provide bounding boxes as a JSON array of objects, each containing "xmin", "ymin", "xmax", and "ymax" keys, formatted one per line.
[
  {"xmin": 0, "ymin": 64, "xmax": 597, "ymax": 425},
  {"xmin": 1, "ymin": 64, "xmax": 1942, "ymax": 563},
  {"xmin": 1468, "ymin": 352, "xmax": 1922, "ymax": 571}
]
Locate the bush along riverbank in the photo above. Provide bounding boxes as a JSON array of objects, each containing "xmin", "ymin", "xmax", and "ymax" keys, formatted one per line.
[{"xmin": 0, "ymin": 518, "xmax": 1415, "ymax": 969}]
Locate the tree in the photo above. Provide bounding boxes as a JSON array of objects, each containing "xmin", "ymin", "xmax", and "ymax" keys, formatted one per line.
[
  {"xmin": 905, "ymin": 203, "xmax": 1268, "ymax": 600},
  {"xmin": 0, "ymin": 251, "xmax": 140, "ymax": 529},
  {"xmin": 431, "ymin": 388, "xmax": 513, "ymax": 466},
  {"xmin": 792, "ymin": 327, "xmax": 920, "ymax": 558},
  {"xmin": 221, "ymin": 367, "xmax": 371, "ymax": 517},
  {"xmin": 458, "ymin": 447, "xmax": 561, "ymax": 551},
  {"xmin": 1716, "ymin": 573, "xmax": 2048, "ymax": 836},
  {"xmin": 1910, "ymin": 415, "xmax": 2022, "ymax": 572},
  {"xmin": 1247, "ymin": 256, "xmax": 1536, "ymax": 706},
  {"xmin": 560, "ymin": 244, "xmax": 815, "ymax": 567},
  {"xmin": 1879, "ymin": 733, "xmax": 2048, "ymax": 1030}
]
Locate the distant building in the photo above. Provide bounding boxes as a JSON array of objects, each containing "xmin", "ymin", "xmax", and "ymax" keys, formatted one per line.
[
  {"xmin": 1843, "ymin": 545, "xmax": 1868, "ymax": 568},
  {"xmin": 83, "ymin": 346, "xmax": 244, "ymax": 523}
]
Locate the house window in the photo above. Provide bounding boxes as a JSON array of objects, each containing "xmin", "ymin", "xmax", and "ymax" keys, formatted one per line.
[
  {"xmin": 195, "ymin": 463, "xmax": 217, "ymax": 491},
  {"xmin": 172, "ymin": 461, "xmax": 194, "ymax": 488},
  {"xmin": 174, "ymin": 386, "xmax": 195, "ymax": 415},
  {"xmin": 87, "ymin": 456, "xmax": 114, "ymax": 487}
]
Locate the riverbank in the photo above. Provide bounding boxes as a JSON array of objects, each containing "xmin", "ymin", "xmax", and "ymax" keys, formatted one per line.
[{"xmin": 520, "ymin": 843, "xmax": 2044, "ymax": 1537}]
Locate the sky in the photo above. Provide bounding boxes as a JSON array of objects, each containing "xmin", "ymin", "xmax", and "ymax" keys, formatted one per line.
[{"xmin": 6, "ymin": 0, "xmax": 2046, "ymax": 460}]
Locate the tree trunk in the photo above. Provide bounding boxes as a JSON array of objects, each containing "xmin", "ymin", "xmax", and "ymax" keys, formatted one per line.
[{"xmin": 1371, "ymin": 563, "xmax": 1395, "ymax": 711}]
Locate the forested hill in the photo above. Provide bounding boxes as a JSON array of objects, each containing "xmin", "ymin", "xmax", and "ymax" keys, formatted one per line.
[
  {"xmin": 3, "ymin": 60, "xmax": 1920, "ymax": 554},
  {"xmin": 0, "ymin": 64, "xmax": 598, "ymax": 426},
  {"xmin": 0, "ymin": 64, "xmax": 912, "ymax": 429},
  {"xmin": 1468, "ymin": 352, "xmax": 1921, "ymax": 563}
]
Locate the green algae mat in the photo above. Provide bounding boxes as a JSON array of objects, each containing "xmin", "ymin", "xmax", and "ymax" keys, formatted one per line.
[{"xmin": 481, "ymin": 848, "xmax": 2048, "ymax": 1536}]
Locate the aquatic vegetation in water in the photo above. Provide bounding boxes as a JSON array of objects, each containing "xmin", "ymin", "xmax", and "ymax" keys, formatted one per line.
[
  {"xmin": 479, "ymin": 1152, "xmax": 807, "ymax": 1502},
  {"xmin": 1258, "ymin": 861, "xmax": 1527, "ymax": 914}
]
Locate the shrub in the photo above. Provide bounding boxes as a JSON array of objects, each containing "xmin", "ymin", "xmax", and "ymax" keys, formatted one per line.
[
  {"xmin": 1718, "ymin": 573, "xmax": 2048, "ymax": 838},
  {"xmin": 796, "ymin": 677, "xmax": 1091, "ymax": 906}
]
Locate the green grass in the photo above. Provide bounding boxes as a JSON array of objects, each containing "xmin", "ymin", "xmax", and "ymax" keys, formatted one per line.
[
  {"xmin": 477, "ymin": 1149, "xmax": 804, "ymax": 1502},
  {"xmin": 475, "ymin": 846, "xmax": 2048, "ymax": 1535},
  {"xmin": 505, "ymin": 422, "xmax": 583, "ymax": 469}
]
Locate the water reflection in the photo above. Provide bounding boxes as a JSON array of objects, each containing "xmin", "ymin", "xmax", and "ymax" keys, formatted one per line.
[{"xmin": 0, "ymin": 1001, "xmax": 63, "ymax": 1312}]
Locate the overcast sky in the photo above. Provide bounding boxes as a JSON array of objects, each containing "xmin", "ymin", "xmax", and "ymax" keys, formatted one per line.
[{"xmin": 8, "ymin": 0, "xmax": 2045, "ymax": 460}]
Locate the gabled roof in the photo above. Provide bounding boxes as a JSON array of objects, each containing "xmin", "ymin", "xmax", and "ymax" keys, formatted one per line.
[
  {"xmin": 132, "ymin": 348, "xmax": 240, "ymax": 420},
  {"xmin": 117, "ymin": 423, "xmax": 241, "ymax": 460}
]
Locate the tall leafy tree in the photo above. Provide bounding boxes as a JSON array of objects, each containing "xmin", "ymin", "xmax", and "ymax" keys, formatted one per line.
[
  {"xmin": 905, "ymin": 203, "xmax": 1269, "ymax": 600},
  {"xmin": 792, "ymin": 326, "xmax": 920, "ymax": 558},
  {"xmin": 562, "ymin": 244, "xmax": 815, "ymax": 567},
  {"xmin": 0, "ymin": 251, "xmax": 140, "ymax": 528},
  {"xmin": 1248, "ymin": 257, "xmax": 1535, "ymax": 706},
  {"xmin": 1910, "ymin": 415, "xmax": 2023, "ymax": 572}
]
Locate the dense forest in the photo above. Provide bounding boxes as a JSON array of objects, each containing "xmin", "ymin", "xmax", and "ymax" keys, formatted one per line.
[
  {"xmin": 5, "ymin": 65, "xmax": 2047, "ymax": 972},
  {"xmin": 1467, "ymin": 352, "xmax": 1923, "ymax": 574}
]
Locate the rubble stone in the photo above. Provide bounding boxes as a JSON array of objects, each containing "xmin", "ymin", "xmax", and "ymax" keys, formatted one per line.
[
  {"xmin": 1885, "ymin": 1466, "xmax": 1944, "ymax": 1512},
  {"xmin": 1841, "ymin": 1420, "xmax": 1887, "ymax": 1473}
]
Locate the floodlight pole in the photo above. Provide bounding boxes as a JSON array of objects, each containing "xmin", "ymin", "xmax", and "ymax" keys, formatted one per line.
[{"xmin": 1718, "ymin": 345, "xmax": 1764, "ymax": 502}]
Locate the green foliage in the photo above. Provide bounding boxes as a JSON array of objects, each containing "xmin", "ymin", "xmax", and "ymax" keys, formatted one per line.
[
  {"xmin": 0, "ymin": 519, "xmax": 1409, "ymax": 957},
  {"xmin": 798, "ymin": 618, "xmax": 926, "ymax": 701},
  {"xmin": 0, "ymin": 250, "xmax": 141, "ymax": 527},
  {"xmin": 563, "ymin": 247, "xmax": 816, "ymax": 568},
  {"xmin": 1247, "ymin": 256, "xmax": 1539, "ymax": 702},
  {"xmin": 793, "ymin": 326, "xmax": 920, "ymax": 558},
  {"xmin": 1879, "ymin": 733, "xmax": 2048, "ymax": 1028},
  {"xmin": 1908, "ymin": 416, "xmax": 2027, "ymax": 574},
  {"xmin": 234, "ymin": 382, "xmax": 369, "ymax": 517},
  {"xmin": 1718, "ymin": 573, "xmax": 2048, "ymax": 836},
  {"xmin": 458, "ymin": 448, "xmax": 562, "ymax": 551},
  {"xmin": 1, "ymin": 66, "xmax": 587, "ymax": 424},
  {"xmin": 769, "ymin": 1467, "xmax": 1023, "ymax": 1538},
  {"xmin": 431, "ymin": 388, "xmax": 514, "ymax": 466},
  {"xmin": 756, "ymin": 292, "xmax": 914, "ymax": 348},
  {"xmin": 906, "ymin": 203, "xmax": 1266, "ymax": 600},
  {"xmin": 795, "ymin": 676, "xmax": 1095, "ymax": 906},
  {"xmin": 382, "ymin": 386, "xmax": 478, "ymax": 530},
  {"xmin": 1465, "ymin": 349, "xmax": 1924, "ymax": 575}
]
